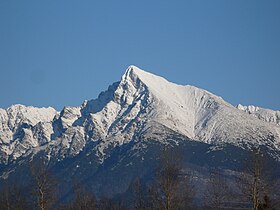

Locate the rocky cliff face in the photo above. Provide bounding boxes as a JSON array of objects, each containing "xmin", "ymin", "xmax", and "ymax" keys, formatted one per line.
[{"xmin": 0, "ymin": 104, "xmax": 57, "ymax": 163}]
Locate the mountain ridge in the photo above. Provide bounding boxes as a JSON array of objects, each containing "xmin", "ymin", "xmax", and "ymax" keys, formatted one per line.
[{"xmin": 0, "ymin": 65, "xmax": 280, "ymax": 165}]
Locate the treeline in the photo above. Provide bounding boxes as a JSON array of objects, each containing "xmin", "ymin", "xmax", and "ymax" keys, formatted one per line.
[{"xmin": 0, "ymin": 148, "xmax": 279, "ymax": 210}]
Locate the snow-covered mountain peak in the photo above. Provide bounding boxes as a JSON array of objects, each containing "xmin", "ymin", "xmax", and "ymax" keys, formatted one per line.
[
  {"xmin": 1, "ymin": 66, "xmax": 280, "ymax": 165},
  {"xmin": 4, "ymin": 104, "xmax": 57, "ymax": 126},
  {"xmin": 117, "ymin": 66, "xmax": 280, "ymax": 147},
  {"xmin": 122, "ymin": 66, "xmax": 226, "ymax": 106},
  {"xmin": 123, "ymin": 65, "xmax": 179, "ymax": 94},
  {"xmin": 124, "ymin": 65, "xmax": 167, "ymax": 84},
  {"xmin": 118, "ymin": 66, "xmax": 230, "ymax": 139}
]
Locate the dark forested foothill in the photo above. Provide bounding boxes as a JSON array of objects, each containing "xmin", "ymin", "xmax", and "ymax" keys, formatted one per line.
[{"xmin": 0, "ymin": 147, "xmax": 279, "ymax": 210}]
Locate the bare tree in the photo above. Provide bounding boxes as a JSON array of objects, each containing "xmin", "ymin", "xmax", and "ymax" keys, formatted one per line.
[
  {"xmin": 132, "ymin": 177, "xmax": 146, "ymax": 210},
  {"xmin": 29, "ymin": 158, "xmax": 58, "ymax": 210},
  {"xmin": 238, "ymin": 148, "xmax": 276, "ymax": 210},
  {"xmin": 259, "ymin": 195, "xmax": 276, "ymax": 210},
  {"xmin": 203, "ymin": 170, "xmax": 232, "ymax": 210},
  {"xmin": 150, "ymin": 148, "xmax": 194, "ymax": 210},
  {"xmin": 97, "ymin": 197, "xmax": 128, "ymax": 210},
  {"xmin": 0, "ymin": 180, "xmax": 29, "ymax": 210},
  {"xmin": 66, "ymin": 180, "xmax": 96, "ymax": 210}
]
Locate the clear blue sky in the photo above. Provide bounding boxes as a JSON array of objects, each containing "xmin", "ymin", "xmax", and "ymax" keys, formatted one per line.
[{"xmin": 0, "ymin": 0, "xmax": 279, "ymax": 111}]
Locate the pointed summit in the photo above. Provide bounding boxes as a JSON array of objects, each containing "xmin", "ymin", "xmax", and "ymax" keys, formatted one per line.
[
  {"xmin": 121, "ymin": 65, "xmax": 174, "ymax": 95},
  {"xmin": 122, "ymin": 65, "xmax": 155, "ymax": 84},
  {"xmin": 125, "ymin": 65, "xmax": 145, "ymax": 75}
]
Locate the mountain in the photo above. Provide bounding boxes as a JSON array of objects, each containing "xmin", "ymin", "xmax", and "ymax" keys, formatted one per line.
[{"xmin": 0, "ymin": 65, "xmax": 280, "ymax": 197}]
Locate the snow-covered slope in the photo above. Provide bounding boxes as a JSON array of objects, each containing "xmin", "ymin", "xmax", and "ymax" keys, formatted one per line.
[
  {"xmin": 0, "ymin": 65, "xmax": 280, "ymax": 164},
  {"xmin": 0, "ymin": 104, "xmax": 57, "ymax": 163},
  {"xmin": 237, "ymin": 104, "xmax": 280, "ymax": 126}
]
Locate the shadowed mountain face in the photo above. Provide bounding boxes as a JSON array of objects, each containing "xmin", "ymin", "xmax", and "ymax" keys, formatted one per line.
[{"xmin": 0, "ymin": 66, "xmax": 280, "ymax": 198}]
